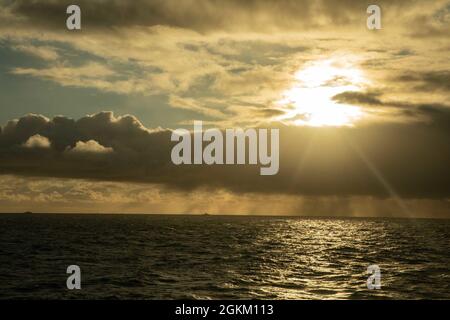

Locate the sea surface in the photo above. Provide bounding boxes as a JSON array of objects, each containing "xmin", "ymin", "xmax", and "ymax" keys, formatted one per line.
[{"xmin": 0, "ymin": 214, "xmax": 449, "ymax": 299}]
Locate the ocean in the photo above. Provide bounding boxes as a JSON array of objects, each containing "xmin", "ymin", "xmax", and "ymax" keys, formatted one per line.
[{"xmin": 0, "ymin": 214, "xmax": 449, "ymax": 299}]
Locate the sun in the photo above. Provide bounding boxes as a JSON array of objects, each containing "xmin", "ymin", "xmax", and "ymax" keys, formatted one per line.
[{"xmin": 278, "ymin": 57, "xmax": 367, "ymax": 127}]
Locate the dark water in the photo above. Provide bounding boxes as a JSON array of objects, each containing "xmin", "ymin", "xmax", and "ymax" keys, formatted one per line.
[{"xmin": 0, "ymin": 214, "xmax": 449, "ymax": 299}]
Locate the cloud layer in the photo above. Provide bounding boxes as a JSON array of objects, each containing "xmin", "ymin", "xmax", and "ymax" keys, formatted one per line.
[
  {"xmin": 5, "ymin": 0, "xmax": 449, "ymax": 34},
  {"xmin": 0, "ymin": 1, "xmax": 449, "ymax": 217},
  {"xmin": 0, "ymin": 111, "xmax": 449, "ymax": 202}
]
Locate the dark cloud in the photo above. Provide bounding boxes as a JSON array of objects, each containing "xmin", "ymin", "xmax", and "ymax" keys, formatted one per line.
[
  {"xmin": 0, "ymin": 112, "xmax": 172, "ymax": 181},
  {"xmin": 251, "ymin": 107, "xmax": 286, "ymax": 117},
  {"xmin": 3, "ymin": 0, "xmax": 427, "ymax": 32},
  {"xmin": 0, "ymin": 110, "xmax": 449, "ymax": 201},
  {"xmin": 332, "ymin": 91, "xmax": 450, "ymax": 123},
  {"xmin": 4, "ymin": 0, "xmax": 342, "ymax": 31},
  {"xmin": 396, "ymin": 71, "xmax": 450, "ymax": 92},
  {"xmin": 332, "ymin": 91, "xmax": 383, "ymax": 106}
]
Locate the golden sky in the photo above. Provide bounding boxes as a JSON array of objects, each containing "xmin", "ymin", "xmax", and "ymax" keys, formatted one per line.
[{"xmin": 0, "ymin": 0, "xmax": 449, "ymax": 217}]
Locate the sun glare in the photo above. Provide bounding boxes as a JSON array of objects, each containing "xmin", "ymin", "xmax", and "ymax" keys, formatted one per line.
[{"xmin": 278, "ymin": 58, "xmax": 367, "ymax": 127}]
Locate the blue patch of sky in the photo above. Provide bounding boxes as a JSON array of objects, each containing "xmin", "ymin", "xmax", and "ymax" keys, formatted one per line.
[
  {"xmin": 0, "ymin": 41, "xmax": 118, "ymax": 121},
  {"xmin": 0, "ymin": 39, "xmax": 198, "ymax": 128}
]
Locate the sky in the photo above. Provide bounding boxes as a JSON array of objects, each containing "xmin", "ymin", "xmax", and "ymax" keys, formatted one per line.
[{"xmin": 0, "ymin": 0, "xmax": 449, "ymax": 217}]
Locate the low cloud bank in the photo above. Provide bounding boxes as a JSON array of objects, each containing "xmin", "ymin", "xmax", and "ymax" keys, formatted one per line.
[{"xmin": 0, "ymin": 111, "xmax": 449, "ymax": 200}]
